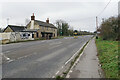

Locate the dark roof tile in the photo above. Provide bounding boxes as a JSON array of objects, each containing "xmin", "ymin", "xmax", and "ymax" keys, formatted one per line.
[
  {"xmin": 7, "ymin": 25, "xmax": 25, "ymax": 32},
  {"xmin": 35, "ymin": 20, "xmax": 57, "ymax": 29}
]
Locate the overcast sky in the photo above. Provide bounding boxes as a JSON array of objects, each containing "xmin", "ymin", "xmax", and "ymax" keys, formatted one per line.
[{"xmin": 0, "ymin": 0, "xmax": 119, "ymax": 32}]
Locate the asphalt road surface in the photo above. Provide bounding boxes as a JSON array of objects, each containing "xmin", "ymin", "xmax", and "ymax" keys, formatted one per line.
[{"xmin": 2, "ymin": 35, "xmax": 93, "ymax": 78}]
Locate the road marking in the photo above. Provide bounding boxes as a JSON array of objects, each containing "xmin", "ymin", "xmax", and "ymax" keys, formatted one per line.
[
  {"xmin": 49, "ymin": 44, "xmax": 61, "ymax": 49},
  {"xmin": 49, "ymin": 41, "xmax": 62, "ymax": 45},
  {"xmin": 56, "ymin": 71, "xmax": 59, "ymax": 75},
  {"xmin": 4, "ymin": 51, "xmax": 10, "ymax": 53},
  {"xmin": 7, "ymin": 59, "xmax": 14, "ymax": 63},
  {"xmin": 2, "ymin": 54, "xmax": 10, "ymax": 61},
  {"xmin": 65, "ymin": 43, "xmax": 86, "ymax": 65},
  {"xmin": 41, "ymin": 41, "xmax": 45, "ymax": 42},
  {"xmin": 52, "ymin": 76, "xmax": 55, "ymax": 78},
  {"xmin": 66, "ymin": 75, "xmax": 70, "ymax": 78},
  {"xmin": 6, "ymin": 52, "xmax": 37, "ymax": 63},
  {"xmin": 70, "ymin": 70, "xmax": 72, "ymax": 73},
  {"xmin": 17, "ymin": 52, "xmax": 36, "ymax": 60},
  {"xmin": 66, "ymin": 39, "xmax": 92, "ymax": 78}
]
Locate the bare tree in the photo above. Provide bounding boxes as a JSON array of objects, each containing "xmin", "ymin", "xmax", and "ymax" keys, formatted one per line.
[
  {"xmin": 99, "ymin": 16, "xmax": 118, "ymax": 40},
  {"xmin": 25, "ymin": 18, "xmax": 30, "ymax": 25}
]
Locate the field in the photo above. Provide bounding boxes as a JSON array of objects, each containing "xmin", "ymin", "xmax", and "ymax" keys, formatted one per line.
[{"xmin": 96, "ymin": 37, "xmax": 119, "ymax": 78}]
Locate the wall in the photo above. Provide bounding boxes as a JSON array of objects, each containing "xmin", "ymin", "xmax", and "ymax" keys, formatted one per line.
[
  {"xmin": 27, "ymin": 21, "xmax": 39, "ymax": 29},
  {"xmin": 39, "ymin": 26, "xmax": 57, "ymax": 38},
  {"xmin": 26, "ymin": 20, "xmax": 57, "ymax": 38},
  {"xmin": 4, "ymin": 27, "xmax": 13, "ymax": 32},
  {"xmin": 0, "ymin": 33, "xmax": 11, "ymax": 40},
  {"xmin": 0, "ymin": 32, "xmax": 34, "ymax": 44}
]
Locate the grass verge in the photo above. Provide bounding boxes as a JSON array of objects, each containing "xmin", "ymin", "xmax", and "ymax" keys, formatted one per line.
[{"xmin": 96, "ymin": 37, "xmax": 119, "ymax": 78}]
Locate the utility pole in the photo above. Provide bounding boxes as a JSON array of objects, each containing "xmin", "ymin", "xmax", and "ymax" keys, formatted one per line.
[
  {"xmin": 102, "ymin": 18, "xmax": 104, "ymax": 23},
  {"xmin": 96, "ymin": 16, "xmax": 98, "ymax": 39},
  {"xmin": 96, "ymin": 16, "xmax": 98, "ymax": 30},
  {"xmin": 7, "ymin": 18, "xmax": 9, "ymax": 25}
]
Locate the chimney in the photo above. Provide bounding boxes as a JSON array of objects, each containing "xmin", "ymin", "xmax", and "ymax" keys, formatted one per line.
[
  {"xmin": 31, "ymin": 13, "xmax": 35, "ymax": 20},
  {"xmin": 46, "ymin": 18, "xmax": 49, "ymax": 23},
  {"xmin": 30, "ymin": 13, "xmax": 35, "ymax": 29}
]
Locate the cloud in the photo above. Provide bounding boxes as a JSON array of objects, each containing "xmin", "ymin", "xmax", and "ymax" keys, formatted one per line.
[{"xmin": 0, "ymin": 1, "xmax": 118, "ymax": 32}]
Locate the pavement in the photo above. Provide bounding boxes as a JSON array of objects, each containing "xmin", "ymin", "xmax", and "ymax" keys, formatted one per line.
[
  {"xmin": 1, "ymin": 35, "xmax": 93, "ymax": 78},
  {"xmin": 67, "ymin": 38, "xmax": 104, "ymax": 78}
]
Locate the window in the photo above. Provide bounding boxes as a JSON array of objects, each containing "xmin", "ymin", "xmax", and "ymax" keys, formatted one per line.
[{"xmin": 23, "ymin": 34, "xmax": 26, "ymax": 36}]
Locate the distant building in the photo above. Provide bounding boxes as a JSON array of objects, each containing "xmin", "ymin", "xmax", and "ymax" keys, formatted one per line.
[
  {"xmin": 26, "ymin": 13, "xmax": 57, "ymax": 39},
  {"xmin": 3, "ymin": 13, "xmax": 57, "ymax": 40},
  {"xmin": 3, "ymin": 25, "xmax": 26, "ymax": 32}
]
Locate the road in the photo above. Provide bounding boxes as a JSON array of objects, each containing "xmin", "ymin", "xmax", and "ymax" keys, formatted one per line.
[
  {"xmin": 67, "ymin": 38, "xmax": 103, "ymax": 78},
  {"xmin": 2, "ymin": 35, "xmax": 93, "ymax": 78}
]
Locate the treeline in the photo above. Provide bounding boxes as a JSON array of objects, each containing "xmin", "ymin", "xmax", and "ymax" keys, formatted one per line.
[
  {"xmin": 98, "ymin": 16, "xmax": 119, "ymax": 41},
  {"xmin": 55, "ymin": 20, "xmax": 94, "ymax": 36},
  {"xmin": 55, "ymin": 20, "xmax": 73, "ymax": 36}
]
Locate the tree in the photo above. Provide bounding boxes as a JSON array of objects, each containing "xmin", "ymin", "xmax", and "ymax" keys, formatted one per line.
[
  {"xmin": 62, "ymin": 22, "xmax": 69, "ymax": 36},
  {"xmin": 99, "ymin": 16, "xmax": 118, "ymax": 40},
  {"xmin": 55, "ymin": 20, "xmax": 69, "ymax": 36},
  {"xmin": 55, "ymin": 20, "xmax": 63, "ymax": 36},
  {"xmin": 25, "ymin": 18, "xmax": 30, "ymax": 25},
  {"xmin": 68, "ymin": 26, "xmax": 74, "ymax": 36}
]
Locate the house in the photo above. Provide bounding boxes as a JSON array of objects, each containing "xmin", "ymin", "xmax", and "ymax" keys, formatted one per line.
[
  {"xmin": 3, "ymin": 25, "xmax": 33, "ymax": 41},
  {"xmin": 3, "ymin": 13, "xmax": 57, "ymax": 41},
  {"xmin": 26, "ymin": 13, "xmax": 57, "ymax": 39},
  {"xmin": 3, "ymin": 25, "xmax": 26, "ymax": 32}
]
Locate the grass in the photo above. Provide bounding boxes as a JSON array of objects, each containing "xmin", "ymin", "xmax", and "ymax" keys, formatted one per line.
[
  {"xmin": 56, "ymin": 75, "xmax": 64, "ymax": 80},
  {"xmin": 96, "ymin": 37, "xmax": 119, "ymax": 78}
]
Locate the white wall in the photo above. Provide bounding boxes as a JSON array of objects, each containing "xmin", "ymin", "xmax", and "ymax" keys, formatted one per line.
[
  {"xmin": 0, "ymin": 32, "xmax": 34, "ymax": 43},
  {"xmin": 0, "ymin": 32, "xmax": 11, "ymax": 40}
]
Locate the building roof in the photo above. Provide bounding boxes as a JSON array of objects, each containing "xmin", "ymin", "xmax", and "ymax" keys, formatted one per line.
[
  {"xmin": 3, "ymin": 25, "xmax": 26, "ymax": 32},
  {"xmin": 35, "ymin": 20, "xmax": 57, "ymax": 29}
]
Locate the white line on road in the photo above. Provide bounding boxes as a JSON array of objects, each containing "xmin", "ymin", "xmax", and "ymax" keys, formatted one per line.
[
  {"xmin": 66, "ymin": 39, "xmax": 91, "ymax": 78},
  {"xmin": 17, "ymin": 52, "xmax": 37, "ymax": 60},
  {"xmin": 48, "ymin": 44, "xmax": 61, "ymax": 49},
  {"xmin": 49, "ymin": 41, "xmax": 62, "ymax": 45},
  {"xmin": 70, "ymin": 70, "xmax": 72, "ymax": 73},
  {"xmin": 66, "ymin": 75, "xmax": 70, "ymax": 78},
  {"xmin": 52, "ymin": 76, "xmax": 55, "ymax": 78},
  {"xmin": 3, "ymin": 51, "xmax": 11, "ymax": 53},
  {"xmin": 65, "ymin": 42, "xmax": 86, "ymax": 65},
  {"xmin": 56, "ymin": 71, "xmax": 60, "ymax": 75},
  {"xmin": 2, "ymin": 53, "xmax": 10, "ymax": 61},
  {"xmin": 7, "ymin": 59, "xmax": 14, "ymax": 63},
  {"xmin": 41, "ymin": 41, "xmax": 45, "ymax": 42},
  {"xmin": 6, "ymin": 52, "xmax": 37, "ymax": 63}
]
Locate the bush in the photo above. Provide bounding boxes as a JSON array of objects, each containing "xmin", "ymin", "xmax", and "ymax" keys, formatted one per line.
[{"xmin": 99, "ymin": 16, "xmax": 119, "ymax": 41}]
